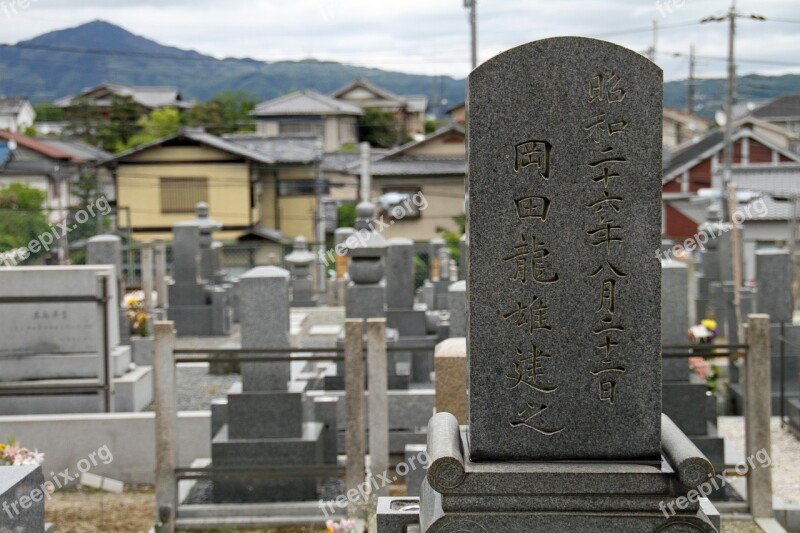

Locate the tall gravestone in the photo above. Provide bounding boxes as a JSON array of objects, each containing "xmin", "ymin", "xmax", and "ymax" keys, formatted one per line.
[
  {"xmin": 86, "ymin": 234, "xmax": 130, "ymax": 345},
  {"xmin": 468, "ymin": 37, "xmax": 662, "ymax": 460},
  {"xmin": 211, "ymin": 266, "xmax": 326, "ymax": 502},
  {"xmin": 378, "ymin": 37, "xmax": 719, "ymax": 532},
  {"xmin": 662, "ymin": 260, "xmax": 726, "ymax": 469},
  {"xmin": 167, "ymin": 205, "xmax": 232, "ymax": 336}
]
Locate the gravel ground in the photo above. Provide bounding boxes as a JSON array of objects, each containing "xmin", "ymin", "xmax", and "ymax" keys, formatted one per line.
[
  {"xmin": 721, "ymin": 518, "xmax": 768, "ymax": 532},
  {"xmin": 718, "ymin": 416, "xmax": 800, "ymax": 505}
]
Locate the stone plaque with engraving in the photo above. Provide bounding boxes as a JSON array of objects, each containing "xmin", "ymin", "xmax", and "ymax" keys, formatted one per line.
[{"xmin": 467, "ymin": 37, "xmax": 663, "ymax": 460}]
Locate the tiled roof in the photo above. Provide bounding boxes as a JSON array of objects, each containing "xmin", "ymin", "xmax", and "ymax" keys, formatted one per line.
[
  {"xmin": 104, "ymin": 129, "xmax": 277, "ymax": 165},
  {"xmin": 0, "ymin": 130, "xmax": 77, "ymax": 161},
  {"xmin": 223, "ymin": 134, "xmax": 322, "ymax": 164},
  {"xmin": 251, "ymin": 90, "xmax": 363, "ymax": 117},
  {"xmin": 0, "ymin": 97, "xmax": 30, "ymax": 115},
  {"xmin": 752, "ymin": 94, "xmax": 800, "ymax": 120},
  {"xmin": 36, "ymin": 137, "xmax": 112, "ymax": 163}
]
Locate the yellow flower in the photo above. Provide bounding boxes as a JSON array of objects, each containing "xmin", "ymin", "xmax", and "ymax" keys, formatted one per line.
[
  {"xmin": 701, "ymin": 319, "xmax": 717, "ymax": 330},
  {"xmin": 0, "ymin": 443, "xmax": 5, "ymax": 452}
]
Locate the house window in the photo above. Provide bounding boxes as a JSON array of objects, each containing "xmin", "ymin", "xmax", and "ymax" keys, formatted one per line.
[
  {"xmin": 278, "ymin": 180, "xmax": 328, "ymax": 196},
  {"xmin": 160, "ymin": 177, "xmax": 208, "ymax": 214},
  {"xmin": 278, "ymin": 120, "xmax": 324, "ymax": 137},
  {"xmin": 379, "ymin": 187, "xmax": 422, "ymax": 220}
]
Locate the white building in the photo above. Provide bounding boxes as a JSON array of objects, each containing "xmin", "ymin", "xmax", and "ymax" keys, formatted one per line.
[{"xmin": 0, "ymin": 97, "xmax": 36, "ymax": 133}]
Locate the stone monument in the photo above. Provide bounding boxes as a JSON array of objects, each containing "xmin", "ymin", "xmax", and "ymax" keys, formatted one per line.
[
  {"xmin": 167, "ymin": 203, "xmax": 232, "ymax": 336},
  {"xmin": 285, "ymin": 236, "xmax": 318, "ymax": 307},
  {"xmin": 378, "ymin": 37, "xmax": 719, "ymax": 532},
  {"xmin": 211, "ymin": 266, "xmax": 327, "ymax": 502}
]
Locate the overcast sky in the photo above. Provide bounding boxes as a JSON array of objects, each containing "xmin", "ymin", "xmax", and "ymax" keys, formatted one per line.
[{"xmin": 1, "ymin": 0, "xmax": 798, "ymax": 81}]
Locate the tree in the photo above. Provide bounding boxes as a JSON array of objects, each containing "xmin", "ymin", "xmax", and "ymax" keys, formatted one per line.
[
  {"xmin": 62, "ymin": 95, "xmax": 143, "ymax": 152},
  {"xmin": 0, "ymin": 183, "xmax": 50, "ymax": 258},
  {"xmin": 358, "ymin": 108, "xmax": 401, "ymax": 148},
  {"xmin": 125, "ymin": 107, "xmax": 181, "ymax": 149},
  {"xmin": 33, "ymin": 101, "xmax": 64, "ymax": 122},
  {"xmin": 436, "ymin": 213, "xmax": 466, "ymax": 265},
  {"xmin": 184, "ymin": 90, "xmax": 257, "ymax": 135}
]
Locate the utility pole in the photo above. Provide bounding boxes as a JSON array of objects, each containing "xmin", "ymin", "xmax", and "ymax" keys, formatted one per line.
[
  {"xmin": 465, "ymin": 0, "xmax": 477, "ymax": 70},
  {"xmin": 687, "ymin": 44, "xmax": 696, "ymax": 115},
  {"xmin": 651, "ymin": 20, "xmax": 658, "ymax": 62},
  {"xmin": 702, "ymin": 1, "xmax": 766, "ymax": 222}
]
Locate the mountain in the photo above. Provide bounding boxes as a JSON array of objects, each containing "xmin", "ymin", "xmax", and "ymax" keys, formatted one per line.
[
  {"xmin": 0, "ymin": 20, "xmax": 466, "ymax": 113},
  {"xmin": 1, "ymin": 20, "xmax": 799, "ymax": 120}
]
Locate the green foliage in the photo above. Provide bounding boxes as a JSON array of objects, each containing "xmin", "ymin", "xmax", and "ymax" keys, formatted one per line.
[
  {"xmin": 436, "ymin": 213, "xmax": 466, "ymax": 264},
  {"xmin": 424, "ymin": 119, "xmax": 439, "ymax": 135},
  {"xmin": 183, "ymin": 90, "xmax": 257, "ymax": 135},
  {"xmin": 358, "ymin": 108, "xmax": 401, "ymax": 148},
  {"xmin": 63, "ymin": 95, "xmax": 144, "ymax": 152},
  {"xmin": 125, "ymin": 107, "xmax": 181, "ymax": 149},
  {"xmin": 0, "ymin": 183, "xmax": 50, "ymax": 256},
  {"xmin": 337, "ymin": 142, "xmax": 359, "ymax": 153},
  {"xmin": 33, "ymin": 101, "xmax": 64, "ymax": 122},
  {"xmin": 337, "ymin": 203, "xmax": 356, "ymax": 228}
]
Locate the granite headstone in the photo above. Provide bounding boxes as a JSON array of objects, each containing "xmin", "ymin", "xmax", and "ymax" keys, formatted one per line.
[{"xmin": 468, "ymin": 36, "xmax": 663, "ymax": 460}]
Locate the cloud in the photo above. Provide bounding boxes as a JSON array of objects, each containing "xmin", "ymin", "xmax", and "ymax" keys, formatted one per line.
[{"xmin": 0, "ymin": 0, "xmax": 797, "ymax": 80}]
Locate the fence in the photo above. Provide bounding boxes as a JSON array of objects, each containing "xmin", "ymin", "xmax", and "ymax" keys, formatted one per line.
[{"xmin": 152, "ymin": 319, "xmax": 391, "ymax": 532}]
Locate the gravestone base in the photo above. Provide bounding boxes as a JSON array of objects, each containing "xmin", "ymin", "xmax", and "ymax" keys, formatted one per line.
[
  {"xmin": 0, "ymin": 345, "xmax": 131, "ymax": 381},
  {"xmin": 211, "ymin": 422, "xmax": 324, "ymax": 503},
  {"xmin": 345, "ymin": 283, "xmax": 385, "ymax": 318},
  {"xmin": 663, "ymin": 378, "xmax": 726, "ymax": 468},
  {"xmin": 386, "ymin": 308, "xmax": 431, "ymax": 337},
  {"xmin": 787, "ymin": 398, "xmax": 800, "ymax": 436},
  {"xmin": 0, "ymin": 365, "xmax": 153, "ymax": 414},
  {"xmin": 167, "ymin": 304, "xmax": 232, "ymax": 337},
  {"xmin": 378, "ymin": 428, "xmax": 721, "ymax": 533}
]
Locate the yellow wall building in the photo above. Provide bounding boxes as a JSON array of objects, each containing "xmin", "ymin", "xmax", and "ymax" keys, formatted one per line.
[{"xmin": 106, "ymin": 130, "xmax": 321, "ymax": 243}]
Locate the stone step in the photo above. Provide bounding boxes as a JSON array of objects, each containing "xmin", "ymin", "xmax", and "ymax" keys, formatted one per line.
[
  {"xmin": 0, "ymin": 345, "xmax": 131, "ymax": 382},
  {"xmin": 0, "ymin": 365, "xmax": 152, "ymax": 414}
]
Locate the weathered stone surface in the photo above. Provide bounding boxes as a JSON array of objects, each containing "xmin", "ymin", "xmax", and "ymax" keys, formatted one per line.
[
  {"xmin": 86, "ymin": 234, "xmax": 124, "ymax": 287},
  {"xmin": 0, "ymin": 465, "xmax": 45, "ymax": 532},
  {"xmin": 662, "ymin": 260, "xmax": 690, "ymax": 381},
  {"xmin": 434, "ymin": 338, "xmax": 467, "ymax": 425},
  {"xmin": 447, "ymin": 281, "xmax": 466, "ymax": 338},
  {"xmin": 468, "ymin": 37, "xmax": 662, "ymax": 460},
  {"xmin": 755, "ymin": 248, "xmax": 793, "ymax": 323},
  {"xmin": 0, "ymin": 266, "xmax": 121, "ymax": 355},
  {"xmin": 387, "ymin": 238, "xmax": 415, "ymax": 309},
  {"xmin": 238, "ymin": 267, "xmax": 291, "ymax": 391}
]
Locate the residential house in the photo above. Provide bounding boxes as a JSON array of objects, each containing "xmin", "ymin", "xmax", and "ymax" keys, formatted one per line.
[
  {"xmin": 662, "ymin": 106, "xmax": 709, "ymax": 151},
  {"xmin": 105, "ymin": 129, "xmax": 323, "ymax": 242},
  {"xmin": 36, "ymin": 137, "xmax": 114, "ymax": 202},
  {"xmin": 446, "ymin": 102, "xmax": 466, "ymax": 126},
  {"xmin": 0, "ymin": 130, "xmax": 88, "ymax": 232},
  {"xmin": 55, "ymin": 83, "xmax": 190, "ymax": 119},
  {"xmin": 661, "ymin": 125, "xmax": 800, "ymax": 243},
  {"xmin": 250, "ymin": 90, "xmax": 362, "ymax": 152},
  {"xmin": 331, "ymin": 78, "xmax": 429, "ymax": 137},
  {"xmin": 350, "ymin": 124, "xmax": 465, "ymax": 244},
  {"xmin": 0, "ymin": 97, "xmax": 35, "ymax": 133},
  {"xmin": 730, "ymin": 164, "xmax": 800, "ymax": 279},
  {"xmin": 747, "ymin": 93, "xmax": 800, "ymax": 136}
]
